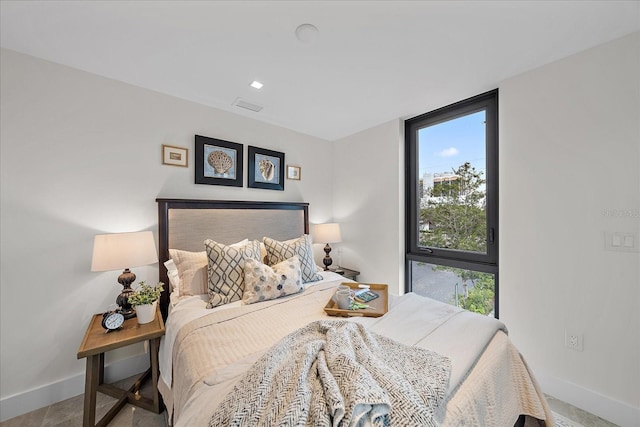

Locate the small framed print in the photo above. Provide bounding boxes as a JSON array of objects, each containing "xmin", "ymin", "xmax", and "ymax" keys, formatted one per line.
[
  {"xmin": 162, "ymin": 144, "xmax": 188, "ymax": 167},
  {"xmin": 248, "ymin": 146, "xmax": 285, "ymax": 191},
  {"xmin": 195, "ymin": 135, "xmax": 243, "ymax": 187},
  {"xmin": 287, "ymin": 165, "xmax": 301, "ymax": 180}
]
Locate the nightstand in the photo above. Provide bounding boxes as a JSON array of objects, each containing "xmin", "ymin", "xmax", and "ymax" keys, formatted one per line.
[
  {"xmin": 77, "ymin": 309, "xmax": 165, "ymax": 427},
  {"xmin": 334, "ymin": 267, "xmax": 360, "ymax": 281}
]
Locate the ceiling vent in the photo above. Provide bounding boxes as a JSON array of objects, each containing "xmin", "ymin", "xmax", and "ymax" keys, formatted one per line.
[{"xmin": 233, "ymin": 98, "xmax": 263, "ymax": 113}]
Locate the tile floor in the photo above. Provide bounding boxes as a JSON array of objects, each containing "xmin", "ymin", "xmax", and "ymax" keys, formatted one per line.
[
  {"xmin": 545, "ymin": 394, "xmax": 619, "ymax": 427},
  {"xmin": 0, "ymin": 374, "xmax": 166, "ymax": 427},
  {"xmin": 1, "ymin": 380, "xmax": 620, "ymax": 427}
]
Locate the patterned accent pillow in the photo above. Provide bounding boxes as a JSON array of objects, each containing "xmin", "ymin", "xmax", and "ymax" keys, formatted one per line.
[
  {"xmin": 242, "ymin": 256, "xmax": 303, "ymax": 304},
  {"xmin": 263, "ymin": 235, "xmax": 322, "ymax": 283},
  {"xmin": 170, "ymin": 239, "xmax": 248, "ymax": 297},
  {"xmin": 204, "ymin": 239, "xmax": 261, "ymax": 308}
]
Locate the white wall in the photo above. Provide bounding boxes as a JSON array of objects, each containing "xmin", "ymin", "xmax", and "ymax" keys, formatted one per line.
[
  {"xmin": 331, "ymin": 32, "xmax": 640, "ymax": 426},
  {"xmin": 0, "ymin": 48, "xmax": 334, "ymax": 420},
  {"xmin": 500, "ymin": 32, "xmax": 640, "ymax": 427},
  {"xmin": 332, "ymin": 119, "xmax": 405, "ymax": 295}
]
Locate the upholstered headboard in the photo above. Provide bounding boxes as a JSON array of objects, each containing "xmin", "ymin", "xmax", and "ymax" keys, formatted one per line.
[{"xmin": 156, "ymin": 198, "xmax": 309, "ymax": 319}]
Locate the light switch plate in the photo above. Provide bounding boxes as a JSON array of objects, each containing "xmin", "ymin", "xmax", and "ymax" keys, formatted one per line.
[
  {"xmin": 612, "ymin": 234, "xmax": 622, "ymax": 247},
  {"xmin": 605, "ymin": 231, "xmax": 639, "ymax": 252}
]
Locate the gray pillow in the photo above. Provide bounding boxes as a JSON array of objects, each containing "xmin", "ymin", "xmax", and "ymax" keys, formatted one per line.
[
  {"xmin": 204, "ymin": 239, "xmax": 261, "ymax": 308},
  {"xmin": 263, "ymin": 235, "xmax": 322, "ymax": 283}
]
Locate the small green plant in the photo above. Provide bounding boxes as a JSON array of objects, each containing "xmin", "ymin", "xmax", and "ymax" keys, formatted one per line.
[{"xmin": 128, "ymin": 281, "xmax": 164, "ymax": 307}]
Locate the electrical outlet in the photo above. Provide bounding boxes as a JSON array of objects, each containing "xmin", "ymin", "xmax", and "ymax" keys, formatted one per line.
[{"xmin": 565, "ymin": 330, "xmax": 583, "ymax": 351}]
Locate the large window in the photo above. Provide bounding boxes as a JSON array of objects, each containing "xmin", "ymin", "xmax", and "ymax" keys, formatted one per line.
[{"xmin": 405, "ymin": 90, "xmax": 499, "ymax": 317}]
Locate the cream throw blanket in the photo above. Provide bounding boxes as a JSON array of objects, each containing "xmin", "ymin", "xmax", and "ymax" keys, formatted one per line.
[{"xmin": 209, "ymin": 320, "xmax": 451, "ymax": 427}]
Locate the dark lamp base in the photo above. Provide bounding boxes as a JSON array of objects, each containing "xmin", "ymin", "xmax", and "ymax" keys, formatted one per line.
[
  {"xmin": 323, "ymin": 243, "xmax": 333, "ymax": 271},
  {"xmin": 116, "ymin": 268, "xmax": 137, "ymax": 319},
  {"xmin": 118, "ymin": 307, "xmax": 136, "ymax": 319}
]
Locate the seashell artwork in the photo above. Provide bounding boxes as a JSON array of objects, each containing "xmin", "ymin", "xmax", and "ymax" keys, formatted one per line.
[
  {"xmin": 208, "ymin": 150, "xmax": 233, "ymax": 174},
  {"xmin": 259, "ymin": 159, "xmax": 275, "ymax": 181}
]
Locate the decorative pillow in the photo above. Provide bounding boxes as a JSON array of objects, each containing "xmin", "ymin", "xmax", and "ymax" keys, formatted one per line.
[
  {"xmin": 205, "ymin": 239, "xmax": 261, "ymax": 308},
  {"xmin": 164, "ymin": 259, "xmax": 180, "ymax": 296},
  {"xmin": 170, "ymin": 240, "xmax": 248, "ymax": 297},
  {"xmin": 242, "ymin": 256, "xmax": 303, "ymax": 304},
  {"xmin": 168, "ymin": 249, "xmax": 207, "ymax": 296},
  {"xmin": 260, "ymin": 242, "xmax": 268, "ymax": 264},
  {"xmin": 263, "ymin": 235, "xmax": 322, "ymax": 283}
]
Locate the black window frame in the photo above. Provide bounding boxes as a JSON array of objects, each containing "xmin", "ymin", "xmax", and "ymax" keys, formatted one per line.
[{"xmin": 405, "ymin": 89, "xmax": 499, "ymax": 316}]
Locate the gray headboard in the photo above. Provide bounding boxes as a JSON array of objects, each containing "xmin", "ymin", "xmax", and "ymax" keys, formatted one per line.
[{"xmin": 156, "ymin": 198, "xmax": 309, "ymax": 319}]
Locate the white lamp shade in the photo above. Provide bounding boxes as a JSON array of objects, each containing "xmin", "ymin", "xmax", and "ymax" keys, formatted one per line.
[
  {"xmin": 91, "ymin": 231, "xmax": 158, "ymax": 272},
  {"xmin": 312, "ymin": 223, "xmax": 342, "ymax": 244}
]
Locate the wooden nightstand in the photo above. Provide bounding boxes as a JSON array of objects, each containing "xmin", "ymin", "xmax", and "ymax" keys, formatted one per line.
[
  {"xmin": 77, "ymin": 309, "xmax": 165, "ymax": 427},
  {"xmin": 334, "ymin": 267, "xmax": 360, "ymax": 281}
]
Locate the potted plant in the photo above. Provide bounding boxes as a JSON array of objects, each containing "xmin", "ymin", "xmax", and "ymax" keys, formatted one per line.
[{"xmin": 128, "ymin": 281, "xmax": 164, "ymax": 324}]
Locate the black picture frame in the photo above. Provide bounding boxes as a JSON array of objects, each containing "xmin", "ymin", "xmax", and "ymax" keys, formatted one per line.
[
  {"xmin": 248, "ymin": 146, "xmax": 285, "ymax": 191},
  {"xmin": 195, "ymin": 135, "xmax": 243, "ymax": 187}
]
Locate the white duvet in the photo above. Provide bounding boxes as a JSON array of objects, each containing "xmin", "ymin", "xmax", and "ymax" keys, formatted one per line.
[
  {"xmin": 159, "ymin": 271, "xmax": 348, "ymax": 389},
  {"xmin": 158, "ymin": 272, "xmax": 552, "ymax": 427}
]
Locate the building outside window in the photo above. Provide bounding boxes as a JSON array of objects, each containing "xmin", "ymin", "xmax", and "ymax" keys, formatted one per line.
[{"xmin": 405, "ymin": 90, "xmax": 499, "ymax": 317}]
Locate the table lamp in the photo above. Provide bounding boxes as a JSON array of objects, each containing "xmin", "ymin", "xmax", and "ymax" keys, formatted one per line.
[
  {"xmin": 312, "ymin": 223, "xmax": 342, "ymax": 271},
  {"xmin": 91, "ymin": 231, "xmax": 158, "ymax": 319}
]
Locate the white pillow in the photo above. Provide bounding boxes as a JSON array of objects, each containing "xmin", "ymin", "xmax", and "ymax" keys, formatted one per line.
[
  {"xmin": 242, "ymin": 256, "xmax": 303, "ymax": 304},
  {"xmin": 169, "ymin": 239, "xmax": 248, "ymax": 297},
  {"xmin": 168, "ymin": 249, "xmax": 207, "ymax": 296},
  {"xmin": 164, "ymin": 259, "xmax": 180, "ymax": 296}
]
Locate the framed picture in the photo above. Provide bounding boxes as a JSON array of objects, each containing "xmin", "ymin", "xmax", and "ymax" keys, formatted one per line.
[
  {"xmin": 195, "ymin": 135, "xmax": 243, "ymax": 187},
  {"xmin": 162, "ymin": 144, "xmax": 188, "ymax": 167},
  {"xmin": 248, "ymin": 146, "xmax": 285, "ymax": 191},
  {"xmin": 287, "ymin": 165, "xmax": 301, "ymax": 180}
]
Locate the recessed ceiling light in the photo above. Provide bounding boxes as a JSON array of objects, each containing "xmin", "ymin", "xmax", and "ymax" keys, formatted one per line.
[
  {"xmin": 250, "ymin": 80, "xmax": 263, "ymax": 89},
  {"xmin": 295, "ymin": 23, "xmax": 319, "ymax": 44}
]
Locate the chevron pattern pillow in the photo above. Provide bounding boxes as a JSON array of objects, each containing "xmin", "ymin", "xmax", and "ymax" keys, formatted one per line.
[
  {"xmin": 204, "ymin": 239, "xmax": 261, "ymax": 308},
  {"xmin": 263, "ymin": 235, "xmax": 322, "ymax": 283},
  {"xmin": 242, "ymin": 256, "xmax": 303, "ymax": 304}
]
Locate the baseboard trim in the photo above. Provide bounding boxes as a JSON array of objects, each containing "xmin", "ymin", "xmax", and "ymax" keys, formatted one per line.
[
  {"xmin": 535, "ymin": 369, "xmax": 639, "ymax": 427},
  {"xmin": 0, "ymin": 353, "xmax": 149, "ymax": 422}
]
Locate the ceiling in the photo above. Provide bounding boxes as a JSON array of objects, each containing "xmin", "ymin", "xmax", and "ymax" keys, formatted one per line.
[{"xmin": 1, "ymin": 1, "xmax": 639, "ymax": 141}]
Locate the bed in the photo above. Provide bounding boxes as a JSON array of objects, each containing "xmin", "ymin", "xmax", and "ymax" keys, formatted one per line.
[{"xmin": 156, "ymin": 198, "xmax": 554, "ymax": 427}]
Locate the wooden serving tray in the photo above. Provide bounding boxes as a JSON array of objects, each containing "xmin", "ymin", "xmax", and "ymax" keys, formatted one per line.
[{"xmin": 324, "ymin": 282, "xmax": 389, "ymax": 317}]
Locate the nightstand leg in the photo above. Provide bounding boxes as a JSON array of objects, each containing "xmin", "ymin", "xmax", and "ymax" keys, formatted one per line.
[
  {"xmin": 83, "ymin": 355, "xmax": 100, "ymax": 427},
  {"xmin": 149, "ymin": 337, "xmax": 162, "ymax": 412},
  {"xmin": 97, "ymin": 353, "xmax": 104, "ymax": 385}
]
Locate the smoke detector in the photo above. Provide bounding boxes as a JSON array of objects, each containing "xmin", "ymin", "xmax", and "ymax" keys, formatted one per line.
[{"xmin": 295, "ymin": 23, "xmax": 319, "ymax": 44}]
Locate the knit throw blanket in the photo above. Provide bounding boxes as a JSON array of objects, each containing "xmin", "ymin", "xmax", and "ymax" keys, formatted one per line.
[{"xmin": 209, "ymin": 320, "xmax": 451, "ymax": 427}]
